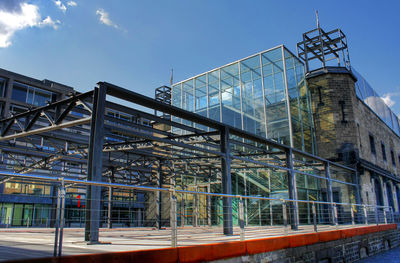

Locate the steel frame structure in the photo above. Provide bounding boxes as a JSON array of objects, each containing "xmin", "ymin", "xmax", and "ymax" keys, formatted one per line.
[
  {"xmin": 296, "ymin": 27, "xmax": 351, "ymax": 73},
  {"xmin": 0, "ymin": 82, "xmax": 358, "ymax": 243}
]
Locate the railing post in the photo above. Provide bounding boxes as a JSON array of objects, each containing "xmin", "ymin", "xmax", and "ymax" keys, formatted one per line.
[
  {"xmin": 207, "ymin": 184, "xmax": 212, "ymax": 227},
  {"xmin": 324, "ymin": 163, "xmax": 335, "ymax": 225},
  {"xmin": 194, "ymin": 188, "xmax": 198, "ymax": 227},
  {"xmin": 312, "ymin": 201, "xmax": 317, "ymax": 232},
  {"xmin": 363, "ymin": 205, "xmax": 368, "ymax": 225},
  {"xmin": 333, "ymin": 203, "xmax": 338, "ymax": 229},
  {"xmin": 375, "ymin": 207, "xmax": 379, "ymax": 225},
  {"xmin": 53, "ymin": 187, "xmax": 61, "ymax": 257},
  {"xmin": 107, "ymin": 186, "xmax": 112, "ymax": 229},
  {"xmin": 170, "ymin": 194, "xmax": 177, "ymax": 248},
  {"xmin": 286, "ymin": 149, "xmax": 299, "ymax": 230},
  {"xmin": 239, "ymin": 197, "xmax": 245, "ymax": 241},
  {"xmin": 383, "ymin": 207, "xmax": 388, "ymax": 224},
  {"xmin": 351, "ymin": 205, "xmax": 355, "ymax": 225},
  {"xmin": 282, "ymin": 200, "xmax": 288, "ymax": 235}
]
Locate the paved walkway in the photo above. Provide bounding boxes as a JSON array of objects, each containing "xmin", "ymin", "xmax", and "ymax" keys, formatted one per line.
[
  {"xmin": 360, "ymin": 246, "xmax": 400, "ymax": 262},
  {"xmin": 0, "ymin": 224, "xmax": 383, "ymax": 261}
]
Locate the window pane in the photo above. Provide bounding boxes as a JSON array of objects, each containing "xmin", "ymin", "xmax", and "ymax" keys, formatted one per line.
[{"xmin": 11, "ymin": 84, "xmax": 27, "ymax": 103}]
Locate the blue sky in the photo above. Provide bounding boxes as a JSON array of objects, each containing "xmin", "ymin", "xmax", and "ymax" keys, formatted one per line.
[{"xmin": 0, "ymin": 0, "xmax": 399, "ymax": 114}]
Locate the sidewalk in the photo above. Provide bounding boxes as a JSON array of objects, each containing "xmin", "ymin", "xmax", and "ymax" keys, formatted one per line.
[{"xmin": 360, "ymin": 246, "xmax": 400, "ymax": 263}]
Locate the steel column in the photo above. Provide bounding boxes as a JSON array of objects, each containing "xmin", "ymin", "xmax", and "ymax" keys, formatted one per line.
[
  {"xmin": 220, "ymin": 126, "xmax": 233, "ymax": 235},
  {"xmin": 85, "ymin": 85, "xmax": 106, "ymax": 243}
]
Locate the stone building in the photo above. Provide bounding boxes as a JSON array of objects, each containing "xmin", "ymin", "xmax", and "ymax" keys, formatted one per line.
[{"xmin": 298, "ymin": 27, "xmax": 400, "ymax": 213}]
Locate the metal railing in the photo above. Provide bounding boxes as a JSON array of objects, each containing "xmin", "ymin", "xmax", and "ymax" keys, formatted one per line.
[{"xmin": 0, "ymin": 172, "xmax": 398, "ymax": 260}]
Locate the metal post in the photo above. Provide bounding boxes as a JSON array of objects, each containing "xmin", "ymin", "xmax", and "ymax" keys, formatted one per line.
[
  {"xmin": 375, "ymin": 207, "xmax": 379, "ymax": 225},
  {"xmin": 244, "ymin": 176, "xmax": 248, "ymax": 226},
  {"xmin": 239, "ymin": 198, "xmax": 245, "ymax": 241},
  {"xmin": 156, "ymin": 159, "xmax": 163, "ymax": 229},
  {"xmin": 194, "ymin": 186, "xmax": 198, "ymax": 227},
  {"xmin": 312, "ymin": 202, "xmax": 317, "ymax": 232},
  {"xmin": 325, "ymin": 163, "xmax": 335, "ymax": 225},
  {"xmin": 363, "ymin": 205, "xmax": 368, "ymax": 225},
  {"xmin": 107, "ymin": 186, "xmax": 112, "ymax": 229},
  {"xmin": 384, "ymin": 208, "xmax": 387, "ymax": 224},
  {"xmin": 258, "ymin": 197, "xmax": 262, "ymax": 226},
  {"xmin": 282, "ymin": 200, "xmax": 288, "ymax": 235},
  {"xmin": 351, "ymin": 205, "xmax": 355, "ymax": 225},
  {"xmin": 220, "ymin": 126, "xmax": 233, "ymax": 235},
  {"xmin": 58, "ymin": 182, "xmax": 66, "ymax": 257},
  {"xmin": 170, "ymin": 195, "xmax": 177, "ymax": 248},
  {"xmin": 85, "ymin": 85, "xmax": 106, "ymax": 243},
  {"xmin": 333, "ymin": 203, "xmax": 338, "ymax": 229},
  {"xmin": 207, "ymin": 183, "xmax": 211, "ymax": 227},
  {"xmin": 270, "ymin": 200, "xmax": 273, "ymax": 226},
  {"xmin": 53, "ymin": 187, "xmax": 60, "ymax": 257},
  {"xmin": 286, "ymin": 149, "xmax": 298, "ymax": 230}
]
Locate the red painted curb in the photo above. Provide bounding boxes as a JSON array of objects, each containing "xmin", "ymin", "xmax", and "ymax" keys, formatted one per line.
[{"xmin": 245, "ymin": 236, "xmax": 290, "ymax": 255}]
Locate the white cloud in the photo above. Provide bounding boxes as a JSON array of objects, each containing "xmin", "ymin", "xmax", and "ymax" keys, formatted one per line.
[
  {"xmin": 39, "ymin": 16, "xmax": 61, "ymax": 30},
  {"xmin": 67, "ymin": 1, "xmax": 77, "ymax": 7},
  {"xmin": 96, "ymin": 8, "xmax": 118, "ymax": 29},
  {"xmin": 0, "ymin": 2, "xmax": 60, "ymax": 48},
  {"xmin": 381, "ymin": 91, "xmax": 400, "ymax": 108},
  {"xmin": 54, "ymin": 0, "xmax": 67, "ymax": 13},
  {"xmin": 382, "ymin": 94, "xmax": 395, "ymax": 107}
]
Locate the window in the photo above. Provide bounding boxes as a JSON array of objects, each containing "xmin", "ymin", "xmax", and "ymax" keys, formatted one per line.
[
  {"xmin": 0, "ymin": 77, "xmax": 5, "ymax": 97},
  {"xmin": 381, "ymin": 142, "xmax": 386, "ymax": 161},
  {"xmin": 11, "ymin": 82, "xmax": 53, "ymax": 106},
  {"xmin": 391, "ymin": 150, "xmax": 396, "ymax": 166},
  {"xmin": 369, "ymin": 135, "xmax": 376, "ymax": 155},
  {"xmin": 11, "ymin": 84, "xmax": 28, "ymax": 102}
]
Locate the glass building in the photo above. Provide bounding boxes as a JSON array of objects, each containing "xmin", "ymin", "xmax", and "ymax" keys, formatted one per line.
[{"xmin": 172, "ymin": 45, "xmax": 316, "ymax": 154}]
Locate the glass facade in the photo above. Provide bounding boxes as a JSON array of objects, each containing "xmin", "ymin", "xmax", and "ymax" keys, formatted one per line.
[
  {"xmin": 172, "ymin": 46, "xmax": 315, "ymax": 153},
  {"xmin": 353, "ymin": 67, "xmax": 400, "ymax": 136}
]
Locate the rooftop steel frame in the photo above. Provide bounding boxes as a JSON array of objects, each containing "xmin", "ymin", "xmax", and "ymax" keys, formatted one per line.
[{"xmin": 296, "ymin": 27, "xmax": 351, "ymax": 73}]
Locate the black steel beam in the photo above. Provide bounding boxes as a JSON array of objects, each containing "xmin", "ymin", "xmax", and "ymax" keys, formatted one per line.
[
  {"xmin": 85, "ymin": 85, "xmax": 106, "ymax": 243},
  {"xmin": 102, "ymin": 82, "xmax": 289, "ymax": 152},
  {"xmin": 220, "ymin": 126, "xmax": 233, "ymax": 235}
]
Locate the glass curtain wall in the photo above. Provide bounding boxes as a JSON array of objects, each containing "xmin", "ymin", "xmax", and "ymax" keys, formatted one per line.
[
  {"xmin": 172, "ymin": 46, "xmax": 316, "ymax": 154},
  {"xmin": 353, "ymin": 67, "xmax": 400, "ymax": 136}
]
